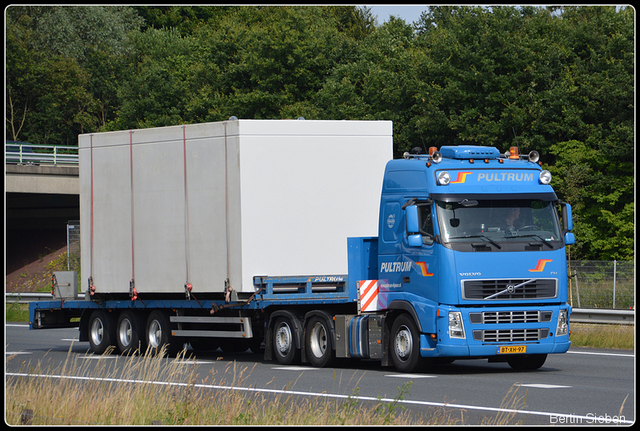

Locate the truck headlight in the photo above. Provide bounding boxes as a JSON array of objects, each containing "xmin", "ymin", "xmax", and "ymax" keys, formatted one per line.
[
  {"xmin": 448, "ymin": 311, "xmax": 465, "ymax": 339},
  {"xmin": 556, "ymin": 309, "xmax": 568, "ymax": 336}
]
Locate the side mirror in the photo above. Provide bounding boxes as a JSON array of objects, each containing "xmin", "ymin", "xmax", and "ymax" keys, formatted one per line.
[
  {"xmin": 561, "ymin": 203, "xmax": 573, "ymax": 232},
  {"xmin": 406, "ymin": 205, "xmax": 422, "ymax": 247},
  {"xmin": 564, "ymin": 232, "xmax": 575, "ymax": 245},
  {"xmin": 406, "ymin": 205, "xmax": 420, "ymax": 233}
]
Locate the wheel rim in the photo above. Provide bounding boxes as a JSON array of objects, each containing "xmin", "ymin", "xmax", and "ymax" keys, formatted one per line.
[
  {"xmin": 394, "ymin": 325, "xmax": 413, "ymax": 361},
  {"xmin": 148, "ymin": 319, "xmax": 162, "ymax": 348},
  {"xmin": 309, "ymin": 322, "xmax": 327, "ymax": 358},
  {"xmin": 275, "ymin": 322, "xmax": 292, "ymax": 355},
  {"xmin": 118, "ymin": 318, "xmax": 133, "ymax": 347},
  {"xmin": 90, "ymin": 318, "xmax": 104, "ymax": 346}
]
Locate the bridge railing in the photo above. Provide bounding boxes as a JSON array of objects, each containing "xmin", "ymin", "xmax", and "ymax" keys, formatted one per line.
[{"xmin": 5, "ymin": 142, "xmax": 79, "ymax": 166}]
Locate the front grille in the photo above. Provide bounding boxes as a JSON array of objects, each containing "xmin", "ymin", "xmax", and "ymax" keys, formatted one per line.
[
  {"xmin": 473, "ymin": 328, "xmax": 549, "ymax": 343},
  {"xmin": 469, "ymin": 310, "xmax": 552, "ymax": 324},
  {"xmin": 463, "ymin": 278, "xmax": 557, "ymax": 300}
]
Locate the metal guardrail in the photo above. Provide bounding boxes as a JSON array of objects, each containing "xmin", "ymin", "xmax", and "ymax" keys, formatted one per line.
[
  {"xmin": 6, "ymin": 293, "xmax": 634, "ymax": 325},
  {"xmin": 571, "ymin": 308, "xmax": 635, "ymax": 325},
  {"xmin": 5, "ymin": 142, "xmax": 79, "ymax": 165},
  {"xmin": 6, "ymin": 292, "xmax": 85, "ymax": 303}
]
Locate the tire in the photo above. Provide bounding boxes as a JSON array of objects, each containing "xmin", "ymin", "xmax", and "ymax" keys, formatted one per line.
[
  {"xmin": 88, "ymin": 310, "xmax": 117, "ymax": 354},
  {"xmin": 507, "ymin": 354, "xmax": 547, "ymax": 371},
  {"xmin": 146, "ymin": 310, "xmax": 178, "ymax": 357},
  {"xmin": 272, "ymin": 317, "xmax": 301, "ymax": 365},
  {"xmin": 390, "ymin": 314, "xmax": 426, "ymax": 373},
  {"xmin": 116, "ymin": 310, "xmax": 145, "ymax": 355},
  {"xmin": 305, "ymin": 316, "xmax": 334, "ymax": 368}
]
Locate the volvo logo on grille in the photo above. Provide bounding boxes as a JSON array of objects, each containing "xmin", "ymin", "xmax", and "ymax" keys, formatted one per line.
[{"xmin": 483, "ymin": 279, "xmax": 537, "ymax": 300}]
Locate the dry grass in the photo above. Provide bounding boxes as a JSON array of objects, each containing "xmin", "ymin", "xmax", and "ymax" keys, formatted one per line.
[
  {"xmin": 570, "ymin": 323, "xmax": 635, "ymax": 350},
  {"xmin": 6, "ymin": 346, "xmax": 467, "ymax": 425}
]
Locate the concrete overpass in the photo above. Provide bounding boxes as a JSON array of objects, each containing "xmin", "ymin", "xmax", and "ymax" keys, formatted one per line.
[
  {"xmin": 6, "ymin": 164, "xmax": 79, "ymax": 195},
  {"xmin": 5, "ymin": 164, "xmax": 80, "ymax": 274}
]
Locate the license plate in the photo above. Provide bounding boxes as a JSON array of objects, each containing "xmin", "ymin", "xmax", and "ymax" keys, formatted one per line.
[{"xmin": 498, "ymin": 345, "xmax": 527, "ymax": 354}]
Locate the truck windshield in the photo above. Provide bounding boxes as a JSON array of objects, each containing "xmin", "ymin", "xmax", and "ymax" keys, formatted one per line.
[{"xmin": 435, "ymin": 199, "xmax": 563, "ymax": 251}]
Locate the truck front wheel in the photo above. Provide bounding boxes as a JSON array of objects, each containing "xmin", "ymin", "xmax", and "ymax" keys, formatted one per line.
[
  {"xmin": 89, "ymin": 310, "xmax": 116, "ymax": 354},
  {"xmin": 305, "ymin": 316, "xmax": 334, "ymax": 368},
  {"xmin": 390, "ymin": 314, "xmax": 426, "ymax": 373},
  {"xmin": 273, "ymin": 317, "xmax": 300, "ymax": 365},
  {"xmin": 507, "ymin": 354, "xmax": 547, "ymax": 370}
]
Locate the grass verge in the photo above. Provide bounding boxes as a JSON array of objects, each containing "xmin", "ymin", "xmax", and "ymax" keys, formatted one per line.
[{"xmin": 6, "ymin": 347, "xmax": 465, "ymax": 425}]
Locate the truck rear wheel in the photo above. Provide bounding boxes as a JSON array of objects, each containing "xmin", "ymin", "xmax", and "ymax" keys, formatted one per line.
[
  {"xmin": 146, "ymin": 311, "xmax": 178, "ymax": 357},
  {"xmin": 305, "ymin": 316, "xmax": 334, "ymax": 368},
  {"xmin": 390, "ymin": 314, "xmax": 425, "ymax": 373},
  {"xmin": 88, "ymin": 310, "xmax": 116, "ymax": 354},
  {"xmin": 117, "ymin": 310, "xmax": 145, "ymax": 355},
  {"xmin": 273, "ymin": 317, "xmax": 300, "ymax": 365}
]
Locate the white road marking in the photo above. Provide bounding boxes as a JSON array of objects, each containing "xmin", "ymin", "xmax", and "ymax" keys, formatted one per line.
[
  {"xmin": 6, "ymin": 371, "xmax": 633, "ymax": 424},
  {"xmin": 272, "ymin": 366, "xmax": 317, "ymax": 371},
  {"xmin": 6, "ymin": 351, "xmax": 32, "ymax": 355},
  {"xmin": 518, "ymin": 383, "xmax": 572, "ymax": 389},
  {"xmin": 172, "ymin": 360, "xmax": 215, "ymax": 365},
  {"xmin": 385, "ymin": 374, "xmax": 437, "ymax": 378},
  {"xmin": 78, "ymin": 355, "xmax": 119, "ymax": 360},
  {"xmin": 568, "ymin": 350, "xmax": 634, "ymax": 358}
]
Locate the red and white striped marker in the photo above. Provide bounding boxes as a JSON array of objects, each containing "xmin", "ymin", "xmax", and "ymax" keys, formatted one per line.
[{"xmin": 359, "ymin": 280, "xmax": 381, "ymax": 312}]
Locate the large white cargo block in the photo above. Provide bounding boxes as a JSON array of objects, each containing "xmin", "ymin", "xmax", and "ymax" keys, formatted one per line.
[{"xmin": 79, "ymin": 120, "xmax": 392, "ymax": 295}]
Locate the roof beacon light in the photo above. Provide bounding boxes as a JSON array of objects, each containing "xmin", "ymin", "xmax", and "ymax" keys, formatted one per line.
[{"xmin": 509, "ymin": 146, "xmax": 520, "ymax": 159}]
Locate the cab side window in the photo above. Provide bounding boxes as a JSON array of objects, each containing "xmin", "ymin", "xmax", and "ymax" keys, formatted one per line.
[{"xmin": 419, "ymin": 206, "xmax": 434, "ymax": 237}]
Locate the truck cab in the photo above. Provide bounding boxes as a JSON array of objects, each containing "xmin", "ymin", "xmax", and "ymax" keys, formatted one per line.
[{"xmin": 376, "ymin": 145, "xmax": 574, "ymax": 371}]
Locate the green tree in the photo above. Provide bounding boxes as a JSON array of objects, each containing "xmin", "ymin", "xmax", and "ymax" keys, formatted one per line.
[
  {"xmin": 315, "ymin": 16, "xmax": 422, "ymax": 155},
  {"xmin": 5, "ymin": 6, "xmax": 143, "ymax": 143}
]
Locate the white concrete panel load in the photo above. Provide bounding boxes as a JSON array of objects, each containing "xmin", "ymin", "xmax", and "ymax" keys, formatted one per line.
[{"xmin": 79, "ymin": 120, "xmax": 393, "ymax": 295}]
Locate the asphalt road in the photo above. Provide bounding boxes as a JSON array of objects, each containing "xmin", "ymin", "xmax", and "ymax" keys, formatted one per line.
[{"xmin": 6, "ymin": 323, "xmax": 635, "ymax": 425}]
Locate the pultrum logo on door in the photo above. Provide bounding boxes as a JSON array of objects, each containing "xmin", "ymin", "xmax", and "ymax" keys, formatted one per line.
[
  {"xmin": 451, "ymin": 172, "xmax": 473, "ymax": 184},
  {"xmin": 416, "ymin": 262, "xmax": 434, "ymax": 276},
  {"xmin": 529, "ymin": 259, "xmax": 553, "ymax": 272}
]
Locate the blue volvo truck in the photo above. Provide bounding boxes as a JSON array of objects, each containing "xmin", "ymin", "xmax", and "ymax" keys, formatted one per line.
[{"xmin": 29, "ymin": 122, "xmax": 574, "ymax": 373}]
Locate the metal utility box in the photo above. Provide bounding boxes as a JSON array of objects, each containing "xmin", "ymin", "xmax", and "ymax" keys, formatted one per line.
[
  {"xmin": 79, "ymin": 120, "xmax": 392, "ymax": 295},
  {"xmin": 52, "ymin": 271, "xmax": 79, "ymax": 299}
]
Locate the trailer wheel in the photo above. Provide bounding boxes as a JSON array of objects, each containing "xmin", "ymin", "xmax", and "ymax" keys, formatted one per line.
[
  {"xmin": 273, "ymin": 317, "xmax": 300, "ymax": 365},
  {"xmin": 88, "ymin": 310, "xmax": 116, "ymax": 354},
  {"xmin": 305, "ymin": 316, "xmax": 334, "ymax": 368},
  {"xmin": 116, "ymin": 310, "xmax": 145, "ymax": 355},
  {"xmin": 146, "ymin": 311, "xmax": 177, "ymax": 357},
  {"xmin": 390, "ymin": 314, "xmax": 425, "ymax": 373},
  {"xmin": 507, "ymin": 354, "xmax": 547, "ymax": 371}
]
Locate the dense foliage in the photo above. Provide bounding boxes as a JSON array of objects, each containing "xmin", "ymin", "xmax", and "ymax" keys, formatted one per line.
[{"xmin": 5, "ymin": 5, "xmax": 634, "ymax": 261}]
